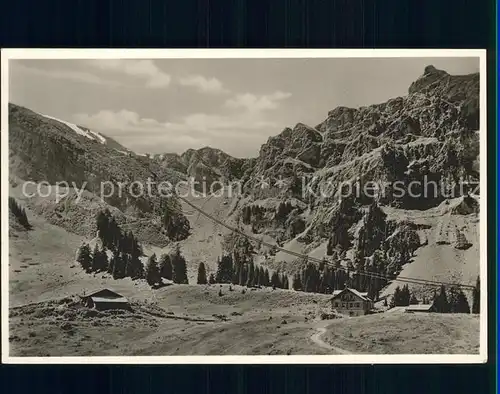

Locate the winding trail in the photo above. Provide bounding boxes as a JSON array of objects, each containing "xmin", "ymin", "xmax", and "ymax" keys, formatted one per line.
[{"xmin": 310, "ymin": 320, "xmax": 352, "ymax": 354}]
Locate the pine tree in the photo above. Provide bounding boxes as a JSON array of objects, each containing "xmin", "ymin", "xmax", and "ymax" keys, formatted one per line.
[
  {"xmin": 400, "ymin": 284, "xmax": 411, "ymax": 306},
  {"xmin": 90, "ymin": 244, "xmax": 103, "ymax": 272},
  {"xmin": 391, "ymin": 286, "xmax": 401, "ymax": 307},
  {"xmin": 246, "ymin": 262, "xmax": 255, "ymax": 287},
  {"xmin": 122, "ymin": 253, "xmax": 131, "ymax": 277},
  {"xmin": 264, "ymin": 269, "xmax": 270, "ymax": 287},
  {"xmin": 292, "ymin": 273, "xmax": 302, "ymax": 290},
  {"xmin": 9, "ymin": 197, "xmax": 30, "ymax": 229},
  {"xmin": 232, "ymin": 261, "xmax": 242, "ymax": 285},
  {"xmin": 450, "ymin": 287, "xmax": 471, "ymax": 313},
  {"xmin": 271, "ymin": 271, "xmax": 280, "ymax": 288},
  {"xmin": 108, "ymin": 249, "xmax": 119, "ymax": 276},
  {"xmin": 130, "ymin": 254, "xmax": 144, "ymax": 279},
  {"xmin": 100, "ymin": 249, "xmax": 109, "ymax": 272},
  {"xmin": 76, "ymin": 243, "xmax": 92, "ymax": 272},
  {"xmin": 216, "ymin": 255, "xmax": 234, "ymax": 284},
  {"xmin": 256, "ymin": 266, "xmax": 264, "ymax": 286},
  {"xmin": 171, "ymin": 248, "xmax": 188, "ymax": 284},
  {"xmin": 239, "ymin": 263, "xmax": 248, "ymax": 286},
  {"xmin": 145, "ymin": 253, "xmax": 160, "ymax": 286},
  {"xmin": 112, "ymin": 252, "xmax": 126, "ymax": 279},
  {"xmin": 197, "ymin": 262, "xmax": 208, "ymax": 285},
  {"xmin": 433, "ymin": 285, "xmax": 450, "ymax": 313},
  {"xmin": 159, "ymin": 254, "xmax": 173, "ymax": 280},
  {"xmin": 472, "ymin": 276, "xmax": 480, "ymax": 314}
]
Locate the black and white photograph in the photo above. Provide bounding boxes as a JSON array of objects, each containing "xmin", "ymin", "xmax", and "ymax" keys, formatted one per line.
[{"xmin": 1, "ymin": 49, "xmax": 487, "ymax": 363}]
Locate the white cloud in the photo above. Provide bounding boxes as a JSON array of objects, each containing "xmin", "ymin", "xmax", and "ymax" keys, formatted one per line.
[
  {"xmin": 178, "ymin": 75, "xmax": 228, "ymax": 94},
  {"xmin": 13, "ymin": 64, "xmax": 119, "ymax": 86},
  {"xmin": 73, "ymin": 107, "xmax": 282, "ymax": 157},
  {"xmin": 86, "ymin": 60, "xmax": 171, "ymax": 88},
  {"xmin": 224, "ymin": 91, "xmax": 291, "ymax": 112}
]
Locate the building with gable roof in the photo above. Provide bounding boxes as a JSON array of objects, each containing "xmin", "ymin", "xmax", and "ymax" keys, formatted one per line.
[
  {"xmin": 81, "ymin": 288, "xmax": 131, "ymax": 311},
  {"xmin": 331, "ymin": 287, "xmax": 374, "ymax": 316}
]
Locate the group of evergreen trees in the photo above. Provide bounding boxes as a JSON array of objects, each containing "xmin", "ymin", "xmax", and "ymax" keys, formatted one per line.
[
  {"xmin": 76, "ymin": 241, "xmax": 144, "ymax": 280},
  {"xmin": 9, "ymin": 197, "xmax": 30, "ymax": 229},
  {"xmin": 389, "ymin": 280, "xmax": 480, "ymax": 314},
  {"xmin": 241, "ymin": 204, "xmax": 266, "ymax": 225},
  {"xmin": 291, "ymin": 260, "xmax": 350, "ymax": 294},
  {"xmin": 77, "ymin": 209, "xmax": 143, "ymax": 280},
  {"xmin": 144, "ymin": 248, "xmax": 188, "ymax": 286},
  {"xmin": 390, "ymin": 284, "xmax": 418, "ymax": 307},
  {"xmin": 204, "ymin": 253, "xmax": 285, "ymax": 289},
  {"xmin": 431, "ymin": 285, "xmax": 471, "ymax": 313}
]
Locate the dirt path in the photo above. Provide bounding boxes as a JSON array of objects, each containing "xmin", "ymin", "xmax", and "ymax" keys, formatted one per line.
[{"xmin": 310, "ymin": 320, "xmax": 352, "ymax": 355}]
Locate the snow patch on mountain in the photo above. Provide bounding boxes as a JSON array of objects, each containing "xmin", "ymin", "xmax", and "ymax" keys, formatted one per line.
[{"xmin": 41, "ymin": 114, "xmax": 106, "ymax": 145}]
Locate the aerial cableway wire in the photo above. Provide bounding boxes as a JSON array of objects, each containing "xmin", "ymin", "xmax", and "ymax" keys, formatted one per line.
[{"xmin": 177, "ymin": 193, "xmax": 476, "ymax": 290}]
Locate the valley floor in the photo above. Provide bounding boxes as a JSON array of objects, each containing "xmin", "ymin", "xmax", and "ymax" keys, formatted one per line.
[
  {"xmin": 322, "ymin": 312, "xmax": 480, "ymax": 354},
  {"xmin": 8, "ymin": 284, "xmax": 480, "ymax": 357}
]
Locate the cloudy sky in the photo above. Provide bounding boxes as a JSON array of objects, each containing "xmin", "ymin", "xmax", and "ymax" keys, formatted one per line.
[{"xmin": 9, "ymin": 57, "xmax": 479, "ymax": 158}]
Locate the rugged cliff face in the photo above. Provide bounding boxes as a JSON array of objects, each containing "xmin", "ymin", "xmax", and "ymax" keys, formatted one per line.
[{"xmin": 236, "ymin": 66, "xmax": 479, "ymax": 244}]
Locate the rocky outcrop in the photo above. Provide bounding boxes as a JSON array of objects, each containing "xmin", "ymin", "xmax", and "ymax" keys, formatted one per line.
[{"xmin": 233, "ymin": 65, "xmax": 479, "ymax": 269}]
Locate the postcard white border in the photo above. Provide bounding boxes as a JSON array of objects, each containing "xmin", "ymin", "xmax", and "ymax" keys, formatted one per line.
[{"xmin": 1, "ymin": 48, "xmax": 488, "ymax": 364}]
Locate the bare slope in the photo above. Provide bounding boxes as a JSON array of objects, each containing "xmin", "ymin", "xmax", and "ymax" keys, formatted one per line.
[{"xmin": 322, "ymin": 312, "xmax": 479, "ymax": 354}]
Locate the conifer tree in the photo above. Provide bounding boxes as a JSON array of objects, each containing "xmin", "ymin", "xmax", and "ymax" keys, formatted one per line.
[
  {"xmin": 216, "ymin": 254, "xmax": 234, "ymax": 284},
  {"xmin": 9, "ymin": 197, "xmax": 30, "ymax": 229},
  {"xmin": 159, "ymin": 254, "xmax": 173, "ymax": 280},
  {"xmin": 246, "ymin": 262, "xmax": 255, "ymax": 287},
  {"xmin": 450, "ymin": 287, "xmax": 471, "ymax": 313},
  {"xmin": 239, "ymin": 263, "xmax": 248, "ymax": 286},
  {"xmin": 197, "ymin": 262, "xmax": 208, "ymax": 285},
  {"xmin": 91, "ymin": 245, "xmax": 107, "ymax": 272},
  {"xmin": 145, "ymin": 253, "xmax": 160, "ymax": 286},
  {"xmin": 433, "ymin": 285, "xmax": 450, "ymax": 313},
  {"xmin": 130, "ymin": 254, "xmax": 144, "ymax": 279},
  {"xmin": 390, "ymin": 286, "xmax": 401, "ymax": 307},
  {"xmin": 100, "ymin": 248, "xmax": 109, "ymax": 272},
  {"xmin": 108, "ymin": 249, "xmax": 119, "ymax": 276},
  {"xmin": 264, "ymin": 269, "xmax": 270, "ymax": 287},
  {"xmin": 171, "ymin": 247, "xmax": 188, "ymax": 284},
  {"xmin": 292, "ymin": 274, "xmax": 302, "ymax": 290},
  {"xmin": 122, "ymin": 252, "xmax": 130, "ymax": 277},
  {"xmin": 76, "ymin": 243, "xmax": 92, "ymax": 272},
  {"xmin": 112, "ymin": 252, "xmax": 126, "ymax": 279},
  {"xmin": 271, "ymin": 271, "xmax": 280, "ymax": 288},
  {"xmin": 400, "ymin": 284, "xmax": 411, "ymax": 306},
  {"xmin": 232, "ymin": 261, "xmax": 242, "ymax": 285},
  {"xmin": 283, "ymin": 274, "xmax": 289, "ymax": 290}
]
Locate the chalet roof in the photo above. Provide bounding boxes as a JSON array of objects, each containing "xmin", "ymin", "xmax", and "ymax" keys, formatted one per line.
[
  {"xmin": 331, "ymin": 288, "xmax": 371, "ymax": 302},
  {"xmin": 82, "ymin": 288, "xmax": 124, "ymax": 299},
  {"xmin": 91, "ymin": 296, "xmax": 129, "ymax": 304},
  {"xmin": 405, "ymin": 304, "xmax": 433, "ymax": 311}
]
